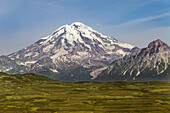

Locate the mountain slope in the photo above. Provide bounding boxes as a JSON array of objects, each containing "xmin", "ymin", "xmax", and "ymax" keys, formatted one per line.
[
  {"xmin": 0, "ymin": 72, "xmax": 55, "ymax": 84},
  {"xmin": 97, "ymin": 39, "xmax": 170, "ymax": 82},
  {"xmin": 8, "ymin": 22, "xmax": 137, "ymax": 67},
  {"xmin": 0, "ymin": 22, "xmax": 138, "ymax": 81},
  {"xmin": 0, "ymin": 56, "xmax": 27, "ymax": 73}
]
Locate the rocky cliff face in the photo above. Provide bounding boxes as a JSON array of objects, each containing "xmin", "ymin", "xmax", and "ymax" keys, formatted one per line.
[
  {"xmin": 97, "ymin": 39, "xmax": 170, "ymax": 82},
  {"xmin": 0, "ymin": 22, "xmax": 138, "ymax": 81}
]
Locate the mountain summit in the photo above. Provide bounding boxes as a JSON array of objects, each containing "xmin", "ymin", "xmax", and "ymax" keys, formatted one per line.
[
  {"xmin": 97, "ymin": 39, "xmax": 170, "ymax": 82},
  {"xmin": 148, "ymin": 39, "xmax": 169, "ymax": 50},
  {"xmin": 0, "ymin": 22, "xmax": 138, "ymax": 81},
  {"xmin": 9, "ymin": 22, "xmax": 136, "ymax": 66}
]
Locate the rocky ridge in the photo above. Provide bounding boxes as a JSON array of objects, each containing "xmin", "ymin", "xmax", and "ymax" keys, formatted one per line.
[
  {"xmin": 97, "ymin": 39, "xmax": 170, "ymax": 82},
  {"xmin": 0, "ymin": 22, "xmax": 138, "ymax": 81}
]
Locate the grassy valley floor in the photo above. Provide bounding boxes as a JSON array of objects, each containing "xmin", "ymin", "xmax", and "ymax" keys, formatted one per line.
[{"xmin": 0, "ymin": 72, "xmax": 170, "ymax": 113}]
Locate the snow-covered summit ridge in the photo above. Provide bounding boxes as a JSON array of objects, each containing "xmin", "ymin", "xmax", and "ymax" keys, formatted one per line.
[
  {"xmin": 0, "ymin": 22, "xmax": 140, "ymax": 81},
  {"xmin": 40, "ymin": 22, "xmax": 134, "ymax": 49},
  {"xmin": 41, "ymin": 22, "xmax": 88, "ymax": 40},
  {"xmin": 7, "ymin": 22, "xmax": 139, "ymax": 73}
]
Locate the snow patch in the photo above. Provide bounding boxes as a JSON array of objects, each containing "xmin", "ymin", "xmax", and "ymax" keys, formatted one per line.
[
  {"xmin": 123, "ymin": 69, "xmax": 128, "ymax": 75},
  {"xmin": 116, "ymin": 49, "xmax": 127, "ymax": 56},
  {"xmin": 114, "ymin": 42, "xmax": 134, "ymax": 49},
  {"xmin": 5, "ymin": 67, "xmax": 12, "ymax": 72},
  {"xmin": 25, "ymin": 61, "xmax": 37, "ymax": 65},
  {"xmin": 136, "ymin": 71, "xmax": 140, "ymax": 76},
  {"xmin": 24, "ymin": 52, "xmax": 32, "ymax": 58},
  {"xmin": 43, "ymin": 44, "xmax": 54, "ymax": 53},
  {"xmin": 90, "ymin": 67, "xmax": 107, "ymax": 79},
  {"xmin": 50, "ymin": 68, "xmax": 58, "ymax": 73}
]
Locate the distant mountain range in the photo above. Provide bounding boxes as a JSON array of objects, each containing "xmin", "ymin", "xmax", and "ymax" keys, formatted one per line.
[
  {"xmin": 0, "ymin": 22, "xmax": 169, "ymax": 82},
  {"xmin": 97, "ymin": 39, "xmax": 170, "ymax": 82}
]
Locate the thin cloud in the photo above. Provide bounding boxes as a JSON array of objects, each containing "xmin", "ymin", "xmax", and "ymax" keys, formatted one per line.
[{"xmin": 114, "ymin": 12, "xmax": 170, "ymax": 28}]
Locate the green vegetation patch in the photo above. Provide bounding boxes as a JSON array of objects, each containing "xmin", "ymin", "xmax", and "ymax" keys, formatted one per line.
[{"xmin": 0, "ymin": 72, "xmax": 170, "ymax": 112}]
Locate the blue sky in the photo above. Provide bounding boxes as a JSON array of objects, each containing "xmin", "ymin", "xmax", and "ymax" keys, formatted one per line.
[{"xmin": 0, "ymin": 0, "xmax": 170, "ymax": 55}]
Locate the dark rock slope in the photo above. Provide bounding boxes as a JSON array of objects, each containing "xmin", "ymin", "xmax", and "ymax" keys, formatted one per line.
[{"xmin": 97, "ymin": 39, "xmax": 170, "ymax": 82}]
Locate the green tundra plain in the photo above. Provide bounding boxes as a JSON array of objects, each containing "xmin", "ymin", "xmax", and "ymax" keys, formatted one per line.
[{"xmin": 0, "ymin": 72, "xmax": 170, "ymax": 113}]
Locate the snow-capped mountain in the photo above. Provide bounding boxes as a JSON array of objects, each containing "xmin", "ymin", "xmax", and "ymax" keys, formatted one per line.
[
  {"xmin": 97, "ymin": 39, "xmax": 170, "ymax": 82},
  {"xmin": 0, "ymin": 22, "xmax": 138, "ymax": 81}
]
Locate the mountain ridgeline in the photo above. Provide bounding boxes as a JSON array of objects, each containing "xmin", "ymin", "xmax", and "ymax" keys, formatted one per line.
[
  {"xmin": 97, "ymin": 39, "xmax": 170, "ymax": 82},
  {"xmin": 0, "ymin": 22, "xmax": 138, "ymax": 81},
  {"xmin": 0, "ymin": 22, "xmax": 169, "ymax": 82}
]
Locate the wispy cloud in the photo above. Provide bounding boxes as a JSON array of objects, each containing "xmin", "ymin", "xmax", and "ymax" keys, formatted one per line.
[{"xmin": 114, "ymin": 12, "xmax": 170, "ymax": 28}]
